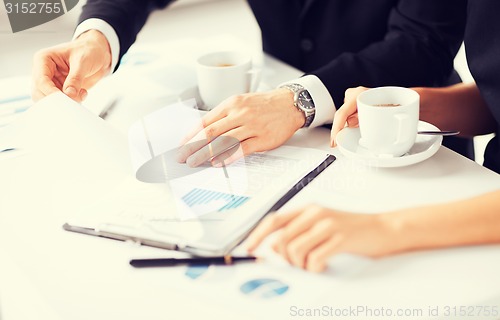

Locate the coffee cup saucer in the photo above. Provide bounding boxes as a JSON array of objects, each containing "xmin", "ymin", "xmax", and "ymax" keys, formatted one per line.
[
  {"xmin": 336, "ymin": 121, "xmax": 442, "ymax": 167},
  {"xmin": 177, "ymin": 86, "xmax": 211, "ymax": 111}
]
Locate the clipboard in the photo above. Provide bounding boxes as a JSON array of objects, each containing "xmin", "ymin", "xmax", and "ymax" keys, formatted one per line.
[{"xmin": 63, "ymin": 153, "xmax": 336, "ymax": 256}]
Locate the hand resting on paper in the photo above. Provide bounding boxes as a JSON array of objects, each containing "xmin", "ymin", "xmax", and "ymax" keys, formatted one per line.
[
  {"xmin": 246, "ymin": 205, "xmax": 391, "ymax": 273},
  {"xmin": 176, "ymin": 88, "xmax": 305, "ymax": 167},
  {"xmin": 247, "ymin": 189, "xmax": 500, "ymax": 273}
]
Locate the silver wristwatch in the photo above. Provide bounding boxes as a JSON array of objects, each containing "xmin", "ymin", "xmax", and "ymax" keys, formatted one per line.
[{"xmin": 280, "ymin": 83, "xmax": 316, "ymax": 128}]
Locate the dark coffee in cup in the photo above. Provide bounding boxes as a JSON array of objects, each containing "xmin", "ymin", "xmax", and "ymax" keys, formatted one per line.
[
  {"xmin": 216, "ymin": 63, "xmax": 235, "ymax": 67},
  {"xmin": 372, "ymin": 103, "xmax": 402, "ymax": 107}
]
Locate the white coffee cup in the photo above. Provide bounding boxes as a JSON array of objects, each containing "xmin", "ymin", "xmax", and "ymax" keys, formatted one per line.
[
  {"xmin": 357, "ymin": 86, "xmax": 419, "ymax": 157},
  {"xmin": 196, "ymin": 51, "xmax": 259, "ymax": 110}
]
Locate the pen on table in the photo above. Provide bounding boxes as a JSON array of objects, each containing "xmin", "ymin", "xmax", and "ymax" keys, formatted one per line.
[
  {"xmin": 99, "ymin": 97, "xmax": 120, "ymax": 119},
  {"xmin": 130, "ymin": 255, "xmax": 258, "ymax": 268}
]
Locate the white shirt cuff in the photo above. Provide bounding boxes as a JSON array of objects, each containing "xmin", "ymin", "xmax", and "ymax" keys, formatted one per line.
[
  {"xmin": 279, "ymin": 75, "xmax": 336, "ymax": 128},
  {"xmin": 73, "ymin": 18, "xmax": 120, "ymax": 73}
]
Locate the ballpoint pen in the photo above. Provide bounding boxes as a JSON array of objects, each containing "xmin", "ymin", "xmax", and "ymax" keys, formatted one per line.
[
  {"xmin": 130, "ymin": 255, "xmax": 258, "ymax": 268},
  {"xmin": 98, "ymin": 97, "xmax": 120, "ymax": 119}
]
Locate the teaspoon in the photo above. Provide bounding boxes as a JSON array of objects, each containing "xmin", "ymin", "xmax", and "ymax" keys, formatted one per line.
[{"xmin": 417, "ymin": 130, "xmax": 459, "ymax": 136}]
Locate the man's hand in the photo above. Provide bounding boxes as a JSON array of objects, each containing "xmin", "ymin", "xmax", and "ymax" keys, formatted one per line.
[
  {"xmin": 176, "ymin": 88, "xmax": 305, "ymax": 167},
  {"xmin": 32, "ymin": 30, "xmax": 112, "ymax": 102}
]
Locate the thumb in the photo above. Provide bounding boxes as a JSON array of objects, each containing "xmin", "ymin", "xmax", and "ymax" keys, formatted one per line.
[
  {"xmin": 62, "ymin": 60, "xmax": 88, "ymax": 101},
  {"xmin": 330, "ymin": 87, "xmax": 367, "ymax": 147},
  {"xmin": 330, "ymin": 110, "xmax": 346, "ymax": 147}
]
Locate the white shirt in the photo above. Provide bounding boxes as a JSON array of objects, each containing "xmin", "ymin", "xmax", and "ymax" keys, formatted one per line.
[{"xmin": 74, "ymin": 19, "xmax": 336, "ymax": 127}]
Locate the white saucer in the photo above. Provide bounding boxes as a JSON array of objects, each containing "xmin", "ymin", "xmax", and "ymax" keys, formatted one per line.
[
  {"xmin": 336, "ymin": 121, "xmax": 442, "ymax": 167},
  {"xmin": 178, "ymin": 86, "xmax": 211, "ymax": 111}
]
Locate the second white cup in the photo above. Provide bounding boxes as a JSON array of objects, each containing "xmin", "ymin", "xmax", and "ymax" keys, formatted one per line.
[
  {"xmin": 357, "ymin": 86, "xmax": 420, "ymax": 157},
  {"xmin": 196, "ymin": 51, "xmax": 258, "ymax": 110}
]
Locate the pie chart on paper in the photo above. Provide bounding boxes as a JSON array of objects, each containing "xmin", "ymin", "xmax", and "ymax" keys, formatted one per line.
[{"xmin": 240, "ymin": 278, "xmax": 289, "ymax": 299}]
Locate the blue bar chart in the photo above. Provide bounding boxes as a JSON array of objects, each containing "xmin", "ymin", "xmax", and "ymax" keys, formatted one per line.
[{"xmin": 181, "ymin": 188, "xmax": 250, "ymax": 212}]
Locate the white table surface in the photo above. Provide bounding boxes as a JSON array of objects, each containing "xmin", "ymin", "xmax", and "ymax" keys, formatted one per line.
[{"xmin": 2, "ymin": 1, "xmax": 500, "ymax": 320}]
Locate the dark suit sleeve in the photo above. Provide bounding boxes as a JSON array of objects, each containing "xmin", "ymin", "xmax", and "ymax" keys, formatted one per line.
[
  {"xmin": 78, "ymin": 0, "xmax": 174, "ymax": 64},
  {"xmin": 312, "ymin": 0, "xmax": 467, "ymax": 107}
]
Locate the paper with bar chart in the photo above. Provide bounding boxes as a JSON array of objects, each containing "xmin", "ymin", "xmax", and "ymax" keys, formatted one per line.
[
  {"xmin": 166, "ymin": 152, "xmax": 302, "ymax": 220},
  {"xmin": 64, "ymin": 144, "xmax": 332, "ymax": 255},
  {"xmin": 125, "ymin": 101, "xmax": 309, "ymax": 220}
]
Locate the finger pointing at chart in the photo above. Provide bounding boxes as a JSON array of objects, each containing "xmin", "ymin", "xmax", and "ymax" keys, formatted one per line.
[{"xmin": 177, "ymin": 89, "xmax": 305, "ymax": 167}]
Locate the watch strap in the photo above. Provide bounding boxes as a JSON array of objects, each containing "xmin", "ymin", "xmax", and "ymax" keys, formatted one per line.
[{"xmin": 280, "ymin": 83, "xmax": 315, "ymax": 128}]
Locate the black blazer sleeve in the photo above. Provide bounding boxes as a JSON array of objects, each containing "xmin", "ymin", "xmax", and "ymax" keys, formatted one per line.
[
  {"xmin": 312, "ymin": 0, "xmax": 467, "ymax": 106},
  {"xmin": 464, "ymin": 0, "xmax": 500, "ymax": 173},
  {"xmin": 78, "ymin": 0, "xmax": 174, "ymax": 64}
]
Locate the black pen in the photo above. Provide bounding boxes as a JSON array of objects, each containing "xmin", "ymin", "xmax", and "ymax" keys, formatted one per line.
[{"xmin": 130, "ymin": 255, "xmax": 257, "ymax": 268}]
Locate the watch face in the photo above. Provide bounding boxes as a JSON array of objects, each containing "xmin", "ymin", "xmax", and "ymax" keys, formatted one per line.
[{"xmin": 298, "ymin": 90, "xmax": 315, "ymax": 111}]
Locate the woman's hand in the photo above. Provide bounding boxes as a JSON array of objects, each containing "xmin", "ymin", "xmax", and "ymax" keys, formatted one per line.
[
  {"xmin": 330, "ymin": 86, "xmax": 369, "ymax": 147},
  {"xmin": 246, "ymin": 204, "xmax": 395, "ymax": 272}
]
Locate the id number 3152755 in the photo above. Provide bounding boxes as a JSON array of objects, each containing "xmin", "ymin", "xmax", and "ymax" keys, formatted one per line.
[
  {"xmin": 443, "ymin": 305, "xmax": 498, "ymax": 317},
  {"xmin": 5, "ymin": 2, "xmax": 62, "ymax": 14}
]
